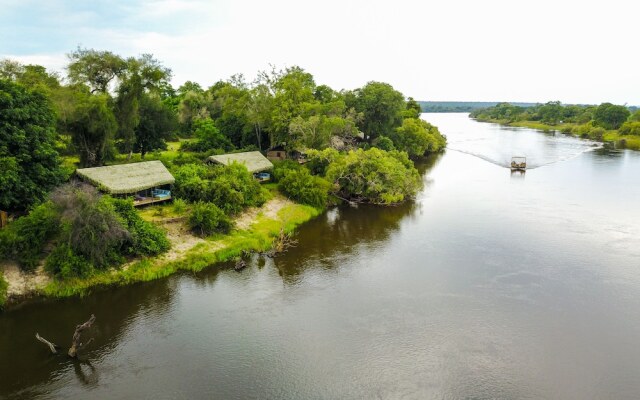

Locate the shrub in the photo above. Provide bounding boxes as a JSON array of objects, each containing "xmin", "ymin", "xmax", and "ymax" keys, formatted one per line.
[
  {"xmin": 107, "ymin": 197, "xmax": 171, "ymax": 256},
  {"xmin": 172, "ymin": 162, "xmax": 265, "ymax": 214},
  {"xmin": 325, "ymin": 148, "xmax": 422, "ymax": 204},
  {"xmin": 305, "ymin": 148, "xmax": 340, "ymax": 176},
  {"xmin": 619, "ymin": 121, "xmax": 640, "ymax": 136},
  {"xmin": 50, "ymin": 184, "xmax": 129, "ymax": 269},
  {"xmin": 173, "ymin": 198, "xmax": 187, "ymax": 214},
  {"xmin": 571, "ymin": 123, "xmax": 593, "ymax": 136},
  {"xmin": 588, "ymin": 127, "xmax": 605, "ymax": 141},
  {"xmin": 374, "ymin": 136, "xmax": 395, "ymax": 151},
  {"xmin": 0, "ymin": 201, "xmax": 59, "ymax": 270},
  {"xmin": 272, "ymin": 160, "xmax": 303, "ymax": 182},
  {"xmin": 278, "ymin": 168, "xmax": 330, "ymax": 209},
  {"xmin": 179, "ymin": 118, "xmax": 232, "ymax": 153},
  {"xmin": 188, "ymin": 202, "xmax": 232, "ymax": 236},
  {"xmin": 45, "ymin": 243, "xmax": 93, "ymax": 279},
  {"xmin": 389, "ymin": 118, "xmax": 446, "ymax": 157}
]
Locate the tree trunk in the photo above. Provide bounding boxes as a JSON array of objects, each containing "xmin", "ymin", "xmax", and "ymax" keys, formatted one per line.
[{"xmin": 68, "ymin": 314, "xmax": 96, "ymax": 358}]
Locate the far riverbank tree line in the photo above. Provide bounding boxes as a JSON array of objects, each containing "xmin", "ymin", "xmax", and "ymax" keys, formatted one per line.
[
  {"xmin": 0, "ymin": 48, "xmax": 446, "ymax": 285},
  {"xmin": 470, "ymin": 101, "xmax": 640, "ymax": 147}
]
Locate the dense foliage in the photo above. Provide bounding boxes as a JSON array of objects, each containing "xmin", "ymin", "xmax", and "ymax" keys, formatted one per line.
[
  {"xmin": 277, "ymin": 167, "xmax": 330, "ymax": 209},
  {"xmin": 325, "ymin": 148, "xmax": 422, "ymax": 204},
  {"xmin": 0, "ymin": 202, "xmax": 59, "ymax": 269},
  {"xmin": 389, "ymin": 118, "xmax": 446, "ymax": 157},
  {"xmin": 172, "ymin": 163, "xmax": 265, "ymax": 215},
  {"xmin": 0, "ymin": 79, "xmax": 64, "ymax": 212},
  {"xmin": 188, "ymin": 202, "xmax": 232, "ymax": 236},
  {"xmin": 0, "ymin": 183, "xmax": 170, "ymax": 278}
]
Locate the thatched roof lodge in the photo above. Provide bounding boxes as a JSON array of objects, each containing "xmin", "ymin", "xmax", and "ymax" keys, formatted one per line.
[
  {"xmin": 208, "ymin": 151, "xmax": 273, "ymax": 173},
  {"xmin": 76, "ymin": 161, "xmax": 175, "ymax": 205}
]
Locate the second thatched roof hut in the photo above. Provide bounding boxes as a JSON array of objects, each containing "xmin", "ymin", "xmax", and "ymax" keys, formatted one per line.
[{"xmin": 207, "ymin": 151, "xmax": 273, "ymax": 173}]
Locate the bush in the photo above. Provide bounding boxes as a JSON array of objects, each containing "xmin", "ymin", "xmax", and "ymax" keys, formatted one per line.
[
  {"xmin": 180, "ymin": 118, "xmax": 232, "ymax": 153},
  {"xmin": 0, "ymin": 202, "xmax": 59, "ymax": 270},
  {"xmin": 173, "ymin": 198, "xmax": 187, "ymax": 213},
  {"xmin": 278, "ymin": 168, "xmax": 330, "ymax": 209},
  {"xmin": 325, "ymin": 148, "xmax": 422, "ymax": 204},
  {"xmin": 107, "ymin": 197, "xmax": 171, "ymax": 256},
  {"xmin": 389, "ymin": 118, "xmax": 446, "ymax": 157},
  {"xmin": 50, "ymin": 184, "xmax": 129, "ymax": 269},
  {"xmin": 188, "ymin": 202, "xmax": 233, "ymax": 236},
  {"xmin": 374, "ymin": 136, "xmax": 395, "ymax": 151},
  {"xmin": 272, "ymin": 160, "xmax": 303, "ymax": 182},
  {"xmin": 305, "ymin": 148, "xmax": 340, "ymax": 176},
  {"xmin": 45, "ymin": 243, "xmax": 93, "ymax": 279},
  {"xmin": 619, "ymin": 121, "xmax": 640, "ymax": 136},
  {"xmin": 172, "ymin": 162, "xmax": 265, "ymax": 215}
]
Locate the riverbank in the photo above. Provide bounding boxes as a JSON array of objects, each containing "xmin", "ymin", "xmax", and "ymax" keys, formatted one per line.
[
  {"xmin": 473, "ymin": 117, "xmax": 640, "ymax": 150},
  {"xmin": 0, "ymin": 195, "xmax": 321, "ymax": 308}
]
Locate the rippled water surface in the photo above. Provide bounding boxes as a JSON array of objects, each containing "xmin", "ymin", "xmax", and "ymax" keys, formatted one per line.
[{"xmin": 1, "ymin": 113, "xmax": 639, "ymax": 399}]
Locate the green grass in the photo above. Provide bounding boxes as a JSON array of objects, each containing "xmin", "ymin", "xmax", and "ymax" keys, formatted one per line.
[
  {"xmin": 0, "ymin": 271, "xmax": 8, "ymax": 309},
  {"xmin": 41, "ymin": 203, "xmax": 321, "ymax": 298}
]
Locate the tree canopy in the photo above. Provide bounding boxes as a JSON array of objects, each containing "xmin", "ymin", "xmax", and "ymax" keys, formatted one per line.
[{"xmin": 0, "ymin": 79, "xmax": 64, "ymax": 211}]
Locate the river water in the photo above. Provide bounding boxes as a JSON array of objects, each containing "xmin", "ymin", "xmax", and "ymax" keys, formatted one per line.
[{"xmin": 1, "ymin": 113, "xmax": 640, "ymax": 399}]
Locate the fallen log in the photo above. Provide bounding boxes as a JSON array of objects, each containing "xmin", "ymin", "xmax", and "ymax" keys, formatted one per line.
[
  {"xmin": 68, "ymin": 314, "xmax": 96, "ymax": 358},
  {"xmin": 35, "ymin": 333, "xmax": 59, "ymax": 354}
]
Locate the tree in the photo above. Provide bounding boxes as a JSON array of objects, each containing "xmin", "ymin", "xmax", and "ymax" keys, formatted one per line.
[
  {"xmin": 325, "ymin": 148, "xmax": 422, "ymax": 204},
  {"xmin": 537, "ymin": 101, "xmax": 563, "ymax": 124},
  {"xmin": 348, "ymin": 82, "xmax": 405, "ymax": 142},
  {"xmin": 594, "ymin": 103, "xmax": 631, "ymax": 130},
  {"xmin": 67, "ymin": 48, "xmax": 127, "ymax": 94},
  {"xmin": 134, "ymin": 93, "xmax": 177, "ymax": 158},
  {"xmin": 0, "ymin": 79, "xmax": 64, "ymax": 212},
  {"xmin": 115, "ymin": 55, "xmax": 172, "ymax": 158},
  {"xmin": 270, "ymin": 66, "xmax": 317, "ymax": 147},
  {"xmin": 403, "ymin": 97, "xmax": 422, "ymax": 119},
  {"xmin": 68, "ymin": 91, "xmax": 117, "ymax": 167},
  {"xmin": 390, "ymin": 118, "xmax": 446, "ymax": 157}
]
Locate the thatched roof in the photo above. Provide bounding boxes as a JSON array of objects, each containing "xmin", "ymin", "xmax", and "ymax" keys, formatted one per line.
[
  {"xmin": 208, "ymin": 151, "xmax": 273, "ymax": 173},
  {"xmin": 76, "ymin": 160, "xmax": 175, "ymax": 194}
]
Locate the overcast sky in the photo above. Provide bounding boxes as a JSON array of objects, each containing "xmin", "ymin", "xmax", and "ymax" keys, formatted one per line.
[{"xmin": 1, "ymin": 0, "xmax": 638, "ymax": 104}]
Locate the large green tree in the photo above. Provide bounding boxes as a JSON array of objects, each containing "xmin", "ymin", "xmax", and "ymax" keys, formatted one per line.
[
  {"xmin": 347, "ymin": 82, "xmax": 405, "ymax": 142},
  {"xmin": 67, "ymin": 48, "xmax": 127, "ymax": 94},
  {"xmin": 390, "ymin": 118, "xmax": 446, "ymax": 157},
  {"xmin": 115, "ymin": 55, "xmax": 172, "ymax": 157},
  {"xmin": 68, "ymin": 91, "xmax": 117, "ymax": 167},
  {"xmin": 0, "ymin": 79, "xmax": 64, "ymax": 212},
  {"xmin": 134, "ymin": 93, "xmax": 177, "ymax": 158},
  {"xmin": 594, "ymin": 103, "xmax": 631, "ymax": 130}
]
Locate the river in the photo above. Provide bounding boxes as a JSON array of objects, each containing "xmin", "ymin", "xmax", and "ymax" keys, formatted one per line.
[{"xmin": 1, "ymin": 113, "xmax": 640, "ymax": 399}]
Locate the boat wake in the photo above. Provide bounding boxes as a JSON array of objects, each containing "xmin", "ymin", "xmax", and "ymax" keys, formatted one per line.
[{"xmin": 447, "ymin": 142, "xmax": 602, "ymax": 170}]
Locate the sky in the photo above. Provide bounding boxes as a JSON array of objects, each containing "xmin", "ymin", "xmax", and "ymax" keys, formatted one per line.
[{"xmin": 1, "ymin": 0, "xmax": 638, "ymax": 105}]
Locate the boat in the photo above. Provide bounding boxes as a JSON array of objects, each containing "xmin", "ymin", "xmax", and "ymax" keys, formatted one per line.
[{"xmin": 510, "ymin": 156, "xmax": 526, "ymax": 171}]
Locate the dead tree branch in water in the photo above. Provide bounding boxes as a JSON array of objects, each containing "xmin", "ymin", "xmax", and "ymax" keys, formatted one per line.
[
  {"xmin": 35, "ymin": 333, "xmax": 60, "ymax": 354},
  {"xmin": 68, "ymin": 314, "xmax": 96, "ymax": 358},
  {"xmin": 269, "ymin": 227, "xmax": 297, "ymax": 257}
]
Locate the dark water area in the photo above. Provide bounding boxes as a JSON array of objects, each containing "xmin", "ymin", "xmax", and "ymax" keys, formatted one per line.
[{"xmin": 2, "ymin": 113, "xmax": 640, "ymax": 399}]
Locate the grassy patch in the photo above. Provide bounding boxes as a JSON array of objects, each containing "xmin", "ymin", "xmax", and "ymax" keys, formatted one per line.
[{"xmin": 41, "ymin": 203, "xmax": 321, "ymax": 298}]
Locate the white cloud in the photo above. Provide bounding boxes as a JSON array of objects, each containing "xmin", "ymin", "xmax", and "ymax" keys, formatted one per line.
[{"xmin": 3, "ymin": 0, "xmax": 639, "ymax": 104}]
